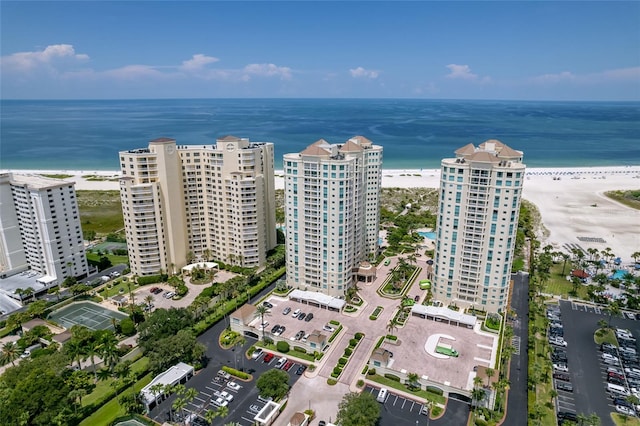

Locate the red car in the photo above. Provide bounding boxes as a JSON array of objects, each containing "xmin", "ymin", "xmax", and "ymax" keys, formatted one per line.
[
  {"xmin": 283, "ymin": 361, "xmax": 294, "ymax": 371},
  {"xmin": 150, "ymin": 287, "xmax": 158, "ymax": 293},
  {"xmin": 263, "ymin": 353, "xmax": 274, "ymax": 363}
]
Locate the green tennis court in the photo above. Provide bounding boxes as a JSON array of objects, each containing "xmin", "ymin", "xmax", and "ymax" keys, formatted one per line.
[{"xmin": 48, "ymin": 301, "xmax": 128, "ymax": 331}]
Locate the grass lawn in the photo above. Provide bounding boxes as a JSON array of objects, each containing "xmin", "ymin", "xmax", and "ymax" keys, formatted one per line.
[
  {"xmin": 41, "ymin": 173, "xmax": 74, "ymax": 179},
  {"xmin": 87, "ymin": 251, "xmax": 130, "ymax": 267},
  {"xmin": 77, "ymin": 190, "xmax": 124, "ymax": 237},
  {"xmin": 99, "ymin": 280, "xmax": 143, "ymax": 299},
  {"xmin": 80, "ymin": 373, "xmax": 153, "ymax": 426},
  {"xmin": 528, "ymin": 309, "xmax": 556, "ymax": 426},
  {"xmin": 82, "ymin": 357, "xmax": 149, "ymax": 408},
  {"xmin": 612, "ymin": 413, "xmax": 640, "ymax": 425},
  {"xmin": 594, "ymin": 328, "xmax": 618, "ymax": 346},
  {"xmin": 542, "ymin": 263, "xmax": 589, "ymax": 299}
]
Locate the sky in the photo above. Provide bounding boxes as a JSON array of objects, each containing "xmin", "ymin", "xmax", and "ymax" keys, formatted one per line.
[{"xmin": 1, "ymin": 1, "xmax": 639, "ymax": 101}]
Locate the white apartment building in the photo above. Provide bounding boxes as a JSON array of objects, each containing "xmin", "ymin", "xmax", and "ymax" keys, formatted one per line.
[
  {"xmin": 119, "ymin": 136, "xmax": 276, "ymax": 276},
  {"xmin": 0, "ymin": 173, "xmax": 88, "ymax": 283},
  {"xmin": 283, "ymin": 136, "xmax": 383, "ymax": 297},
  {"xmin": 433, "ymin": 140, "xmax": 525, "ymax": 313}
]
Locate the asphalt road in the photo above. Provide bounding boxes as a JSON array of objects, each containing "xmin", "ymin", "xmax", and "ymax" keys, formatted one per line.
[{"xmin": 503, "ymin": 272, "xmax": 528, "ymax": 426}]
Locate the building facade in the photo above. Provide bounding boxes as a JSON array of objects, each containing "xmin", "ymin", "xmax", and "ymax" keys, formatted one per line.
[
  {"xmin": 432, "ymin": 140, "xmax": 525, "ymax": 313},
  {"xmin": 283, "ymin": 136, "xmax": 382, "ymax": 297},
  {"xmin": 119, "ymin": 136, "xmax": 276, "ymax": 276},
  {"xmin": 0, "ymin": 173, "xmax": 88, "ymax": 282}
]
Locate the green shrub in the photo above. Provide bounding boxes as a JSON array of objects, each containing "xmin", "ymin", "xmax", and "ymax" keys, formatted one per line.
[
  {"xmin": 361, "ymin": 365, "xmax": 369, "ymax": 375},
  {"xmin": 355, "ymin": 332, "xmax": 364, "ymax": 340},
  {"xmin": 331, "ymin": 372, "xmax": 339, "ymax": 378},
  {"xmin": 357, "ymin": 379, "xmax": 364, "ymax": 388},
  {"xmin": 344, "ymin": 348, "xmax": 353, "ymax": 356},
  {"xmin": 338, "ymin": 357, "xmax": 348, "ymax": 366},
  {"xmin": 386, "ymin": 334, "xmax": 398, "ymax": 341},
  {"xmin": 349, "ymin": 338, "xmax": 358, "ymax": 347},
  {"xmin": 293, "ymin": 346, "xmax": 307, "ymax": 353},
  {"xmin": 333, "ymin": 367, "xmax": 342, "ymax": 375},
  {"xmin": 276, "ymin": 340, "xmax": 290, "ymax": 353},
  {"xmin": 329, "ymin": 320, "xmax": 340, "ymax": 326},
  {"xmin": 137, "ymin": 275, "xmax": 167, "ymax": 286},
  {"xmin": 367, "ymin": 368, "xmax": 376, "ymax": 376},
  {"xmin": 432, "ymin": 406, "xmax": 443, "ymax": 416},
  {"xmin": 222, "ymin": 365, "xmax": 249, "ymax": 380},
  {"xmin": 384, "ymin": 373, "xmax": 401, "ymax": 382},
  {"xmin": 120, "ymin": 318, "xmax": 136, "ymax": 336},
  {"xmin": 327, "ymin": 378, "xmax": 337, "ymax": 385}
]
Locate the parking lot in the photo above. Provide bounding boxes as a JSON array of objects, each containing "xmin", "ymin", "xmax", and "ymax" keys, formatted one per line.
[
  {"xmin": 553, "ymin": 300, "xmax": 640, "ymax": 425},
  {"xmin": 364, "ymin": 385, "xmax": 431, "ymax": 424}
]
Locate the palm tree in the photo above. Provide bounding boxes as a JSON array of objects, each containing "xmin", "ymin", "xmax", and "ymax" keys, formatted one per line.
[
  {"xmin": 149, "ymin": 383, "xmax": 165, "ymax": 407},
  {"xmin": 204, "ymin": 409, "xmax": 218, "ymax": 424},
  {"xmin": 254, "ymin": 305, "xmax": 270, "ymax": 342},
  {"xmin": 1, "ymin": 342, "xmax": 19, "ymax": 366},
  {"xmin": 99, "ymin": 331, "xmax": 120, "ymax": 370},
  {"xmin": 406, "ymin": 372, "xmax": 420, "ymax": 391},
  {"xmin": 484, "ymin": 367, "xmax": 495, "ymax": 388},
  {"xmin": 144, "ymin": 295, "xmax": 154, "ymax": 311},
  {"xmin": 607, "ymin": 301, "xmax": 622, "ymax": 327},
  {"xmin": 172, "ymin": 396, "xmax": 187, "ymax": 423},
  {"xmin": 96, "ymin": 367, "xmax": 112, "ymax": 382},
  {"xmin": 386, "ymin": 318, "xmax": 398, "ymax": 336},
  {"xmin": 216, "ymin": 405, "xmax": 229, "ymax": 419}
]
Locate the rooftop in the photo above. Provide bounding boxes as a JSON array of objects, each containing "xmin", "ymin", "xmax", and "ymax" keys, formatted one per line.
[{"xmin": 5, "ymin": 173, "xmax": 73, "ymax": 190}]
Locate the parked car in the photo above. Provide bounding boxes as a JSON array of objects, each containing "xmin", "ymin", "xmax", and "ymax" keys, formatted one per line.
[
  {"xmin": 227, "ymin": 381, "xmax": 241, "ymax": 391},
  {"xmin": 556, "ymin": 381, "xmax": 573, "ymax": 392},
  {"xmin": 558, "ymin": 411, "xmax": 578, "ymax": 424},
  {"xmin": 298, "ymin": 313, "xmax": 307, "ymax": 321},
  {"xmin": 282, "ymin": 360, "xmax": 294, "ymax": 371},
  {"xmin": 603, "ymin": 353, "xmax": 620, "ymax": 363},
  {"xmin": 251, "ymin": 348, "xmax": 263, "ymax": 359},
  {"xmin": 212, "ymin": 396, "xmax": 228, "ymax": 407},
  {"xmin": 615, "ymin": 405, "xmax": 635, "ymax": 416},
  {"xmin": 274, "ymin": 357, "xmax": 287, "ymax": 369},
  {"xmin": 271, "ymin": 324, "xmax": 280, "ymax": 334},
  {"xmin": 274, "ymin": 325, "xmax": 285, "ymax": 336},
  {"xmin": 258, "ymin": 322, "xmax": 270, "ymax": 331},
  {"xmin": 219, "ymin": 391, "xmax": 234, "ymax": 402},
  {"xmin": 295, "ymin": 330, "xmax": 305, "ymax": 340},
  {"xmin": 292, "ymin": 309, "xmax": 301, "ymax": 318},
  {"xmin": 283, "ymin": 307, "xmax": 291, "ymax": 315},
  {"xmin": 549, "ymin": 336, "xmax": 567, "ymax": 347},
  {"xmin": 263, "ymin": 301, "xmax": 273, "ymax": 309},
  {"xmin": 553, "ymin": 363, "xmax": 569, "ymax": 372},
  {"xmin": 553, "ymin": 372, "xmax": 570, "ymax": 382},
  {"xmin": 304, "ymin": 313, "xmax": 314, "ymax": 322},
  {"xmin": 164, "ymin": 291, "xmax": 175, "ymax": 299},
  {"xmin": 295, "ymin": 365, "xmax": 307, "ymax": 375},
  {"xmin": 263, "ymin": 353, "xmax": 274, "ymax": 363},
  {"xmin": 323, "ymin": 325, "xmax": 335, "ymax": 332}
]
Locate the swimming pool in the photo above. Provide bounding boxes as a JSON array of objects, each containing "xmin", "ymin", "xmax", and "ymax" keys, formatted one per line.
[
  {"xmin": 418, "ymin": 231, "xmax": 437, "ymax": 240},
  {"xmin": 611, "ymin": 270, "xmax": 627, "ymax": 280}
]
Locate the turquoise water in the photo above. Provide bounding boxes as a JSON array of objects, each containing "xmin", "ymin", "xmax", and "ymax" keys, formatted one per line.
[
  {"xmin": 2, "ymin": 99, "xmax": 639, "ymax": 170},
  {"xmin": 418, "ymin": 231, "xmax": 437, "ymax": 240},
  {"xmin": 611, "ymin": 270, "xmax": 627, "ymax": 280}
]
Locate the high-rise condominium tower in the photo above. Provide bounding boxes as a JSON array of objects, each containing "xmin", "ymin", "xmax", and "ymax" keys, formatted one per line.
[
  {"xmin": 433, "ymin": 140, "xmax": 525, "ymax": 313},
  {"xmin": 0, "ymin": 173, "xmax": 88, "ymax": 282},
  {"xmin": 283, "ymin": 136, "xmax": 383, "ymax": 297},
  {"xmin": 119, "ymin": 136, "xmax": 276, "ymax": 276}
]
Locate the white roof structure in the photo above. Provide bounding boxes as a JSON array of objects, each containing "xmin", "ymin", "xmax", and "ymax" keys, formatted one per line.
[
  {"xmin": 140, "ymin": 362, "xmax": 194, "ymax": 407},
  {"xmin": 411, "ymin": 305, "xmax": 477, "ymax": 327},
  {"xmin": 289, "ymin": 289, "xmax": 347, "ymax": 310},
  {"xmin": 182, "ymin": 262, "xmax": 218, "ymax": 273}
]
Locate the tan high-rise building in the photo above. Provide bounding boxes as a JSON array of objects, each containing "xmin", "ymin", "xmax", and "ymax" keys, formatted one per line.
[
  {"xmin": 283, "ymin": 136, "xmax": 383, "ymax": 297},
  {"xmin": 0, "ymin": 173, "xmax": 88, "ymax": 283},
  {"xmin": 432, "ymin": 140, "xmax": 525, "ymax": 313},
  {"xmin": 119, "ymin": 136, "xmax": 276, "ymax": 276}
]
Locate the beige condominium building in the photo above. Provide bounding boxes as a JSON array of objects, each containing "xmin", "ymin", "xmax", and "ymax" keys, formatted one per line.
[
  {"xmin": 0, "ymin": 173, "xmax": 88, "ymax": 283},
  {"xmin": 119, "ymin": 136, "xmax": 276, "ymax": 276},
  {"xmin": 433, "ymin": 140, "xmax": 525, "ymax": 313},
  {"xmin": 283, "ymin": 136, "xmax": 383, "ymax": 298}
]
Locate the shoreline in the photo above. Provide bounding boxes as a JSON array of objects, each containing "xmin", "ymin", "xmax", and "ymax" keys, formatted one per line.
[
  {"xmin": 2, "ymin": 165, "xmax": 639, "ymax": 191},
  {"xmin": 2, "ymin": 165, "xmax": 639, "ymax": 265}
]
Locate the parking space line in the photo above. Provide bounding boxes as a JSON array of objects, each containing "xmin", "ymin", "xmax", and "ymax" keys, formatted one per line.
[
  {"xmin": 595, "ymin": 307, "xmax": 601, "ymax": 314},
  {"xmin": 401, "ymin": 398, "xmax": 406, "ymax": 409}
]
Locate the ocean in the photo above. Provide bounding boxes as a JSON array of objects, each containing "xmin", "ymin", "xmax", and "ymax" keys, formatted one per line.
[{"xmin": 1, "ymin": 98, "xmax": 639, "ymax": 170}]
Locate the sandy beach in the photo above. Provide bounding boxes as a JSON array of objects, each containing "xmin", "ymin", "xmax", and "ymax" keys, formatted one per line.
[{"xmin": 4, "ymin": 165, "xmax": 640, "ymax": 263}]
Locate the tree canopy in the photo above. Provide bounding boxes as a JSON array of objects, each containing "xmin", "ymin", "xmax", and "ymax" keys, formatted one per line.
[
  {"xmin": 137, "ymin": 308, "xmax": 194, "ymax": 353},
  {"xmin": 336, "ymin": 391, "xmax": 380, "ymax": 426},
  {"xmin": 255, "ymin": 368, "xmax": 290, "ymax": 400}
]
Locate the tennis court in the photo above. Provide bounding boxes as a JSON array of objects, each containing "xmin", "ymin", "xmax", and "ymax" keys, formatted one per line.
[{"xmin": 48, "ymin": 301, "xmax": 128, "ymax": 331}]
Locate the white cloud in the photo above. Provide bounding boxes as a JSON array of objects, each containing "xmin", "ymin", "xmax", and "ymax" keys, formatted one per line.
[
  {"xmin": 350, "ymin": 67, "xmax": 379, "ymax": 79},
  {"xmin": 180, "ymin": 54, "xmax": 219, "ymax": 71},
  {"xmin": 102, "ymin": 65, "xmax": 166, "ymax": 80},
  {"xmin": 243, "ymin": 63, "xmax": 292, "ymax": 80},
  {"xmin": 1, "ymin": 44, "xmax": 89, "ymax": 72},
  {"xmin": 445, "ymin": 64, "xmax": 478, "ymax": 80},
  {"xmin": 531, "ymin": 67, "xmax": 640, "ymax": 85}
]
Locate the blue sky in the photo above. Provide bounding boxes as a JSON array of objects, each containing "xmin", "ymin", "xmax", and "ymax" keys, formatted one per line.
[{"xmin": 1, "ymin": 1, "xmax": 639, "ymax": 100}]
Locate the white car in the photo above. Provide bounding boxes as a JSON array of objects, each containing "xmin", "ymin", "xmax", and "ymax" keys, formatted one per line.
[
  {"xmin": 616, "ymin": 405, "xmax": 635, "ymax": 416},
  {"xmin": 258, "ymin": 322, "xmax": 269, "ymax": 331},
  {"xmin": 227, "ymin": 381, "xmax": 241, "ymax": 391},
  {"xmin": 292, "ymin": 309, "xmax": 301, "ymax": 318},
  {"xmin": 549, "ymin": 336, "xmax": 567, "ymax": 347},
  {"xmin": 323, "ymin": 325, "xmax": 335, "ymax": 332},
  {"xmin": 553, "ymin": 363, "xmax": 569, "ymax": 372},
  {"xmin": 212, "ymin": 396, "xmax": 229, "ymax": 407},
  {"xmin": 251, "ymin": 348, "xmax": 264, "ymax": 359},
  {"xmin": 219, "ymin": 391, "xmax": 234, "ymax": 402}
]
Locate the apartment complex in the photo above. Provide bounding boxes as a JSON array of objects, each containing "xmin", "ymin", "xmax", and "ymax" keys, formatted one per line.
[
  {"xmin": 432, "ymin": 140, "xmax": 525, "ymax": 313},
  {"xmin": 283, "ymin": 136, "xmax": 383, "ymax": 298},
  {"xmin": 119, "ymin": 136, "xmax": 276, "ymax": 276},
  {"xmin": 0, "ymin": 173, "xmax": 88, "ymax": 283}
]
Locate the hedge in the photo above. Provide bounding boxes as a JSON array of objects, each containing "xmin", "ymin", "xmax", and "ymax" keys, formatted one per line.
[
  {"xmin": 384, "ymin": 373, "xmax": 401, "ymax": 382},
  {"xmin": 222, "ymin": 365, "xmax": 250, "ymax": 380},
  {"xmin": 328, "ymin": 326, "xmax": 343, "ymax": 343},
  {"xmin": 137, "ymin": 274, "xmax": 167, "ymax": 286},
  {"xmin": 344, "ymin": 348, "xmax": 353, "ymax": 356},
  {"xmin": 338, "ymin": 358, "xmax": 348, "ymax": 366},
  {"xmin": 293, "ymin": 346, "xmax": 307, "ymax": 354},
  {"xmin": 329, "ymin": 320, "xmax": 340, "ymax": 326},
  {"xmin": 276, "ymin": 341, "xmax": 290, "ymax": 353}
]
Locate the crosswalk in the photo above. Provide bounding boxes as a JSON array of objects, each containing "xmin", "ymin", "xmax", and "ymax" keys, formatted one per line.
[{"xmin": 512, "ymin": 336, "xmax": 521, "ymax": 355}]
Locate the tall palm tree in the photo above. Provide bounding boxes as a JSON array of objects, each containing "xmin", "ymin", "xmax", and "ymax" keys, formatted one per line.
[
  {"xmin": 216, "ymin": 405, "xmax": 229, "ymax": 420},
  {"xmin": 254, "ymin": 305, "xmax": 270, "ymax": 342},
  {"xmin": 406, "ymin": 372, "xmax": 420, "ymax": 390},
  {"xmin": 172, "ymin": 396, "xmax": 187, "ymax": 423},
  {"xmin": 149, "ymin": 383, "xmax": 165, "ymax": 406},
  {"xmin": 386, "ymin": 319, "xmax": 398, "ymax": 336},
  {"xmin": 204, "ymin": 409, "xmax": 218, "ymax": 425},
  {"xmin": 1, "ymin": 342, "xmax": 19, "ymax": 366},
  {"xmin": 484, "ymin": 367, "xmax": 495, "ymax": 388},
  {"xmin": 99, "ymin": 331, "xmax": 120, "ymax": 370},
  {"xmin": 144, "ymin": 295, "xmax": 154, "ymax": 311}
]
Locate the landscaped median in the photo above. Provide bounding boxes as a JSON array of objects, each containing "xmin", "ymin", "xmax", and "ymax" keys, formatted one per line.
[{"xmin": 327, "ymin": 332, "xmax": 364, "ymax": 385}]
